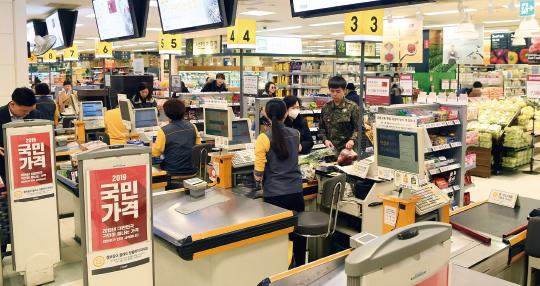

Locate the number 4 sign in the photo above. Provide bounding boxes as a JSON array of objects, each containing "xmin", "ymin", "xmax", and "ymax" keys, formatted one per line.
[
  {"xmin": 344, "ymin": 9, "xmax": 384, "ymax": 42},
  {"xmin": 227, "ymin": 19, "xmax": 256, "ymax": 49}
]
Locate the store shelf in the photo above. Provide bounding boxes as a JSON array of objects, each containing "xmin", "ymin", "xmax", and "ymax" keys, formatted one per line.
[
  {"xmin": 276, "ymin": 85, "xmax": 327, "ymax": 89},
  {"xmin": 345, "ymin": 71, "xmax": 416, "ymax": 75},
  {"xmin": 425, "ymin": 142, "xmax": 462, "ymax": 153},
  {"xmin": 272, "ymin": 72, "xmax": 333, "ymax": 75},
  {"xmin": 420, "ymin": 120, "xmax": 461, "ymax": 129},
  {"xmin": 227, "ymin": 103, "xmax": 241, "ymax": 106},
  {"xmin": 190, "ymin": 120, "xmax": 205, "ymax": 124},
  {"xmin": 465, "ymin": 165, "xmax": 476, "ymax": 171},
  {"xmin": 187, "ymin": 105, "xmax": 203, "ymax": 109},
  {"xmin": 428, "ymin": 163, "xmax": 461, "ymax": 175},
  {"xmin": 466, "ymin": 142, "xmax": 479, "ymax": 147}
]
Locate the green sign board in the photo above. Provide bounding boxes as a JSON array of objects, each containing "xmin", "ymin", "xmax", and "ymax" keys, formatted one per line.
[{"xmin": 520, "ymin": 0, "xmax": 535, "ymax": 17}]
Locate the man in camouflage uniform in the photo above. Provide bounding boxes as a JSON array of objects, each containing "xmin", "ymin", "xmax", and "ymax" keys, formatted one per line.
[{"xmin": 318, "ymin": 76, "xmax": 360, "ymax": 158}]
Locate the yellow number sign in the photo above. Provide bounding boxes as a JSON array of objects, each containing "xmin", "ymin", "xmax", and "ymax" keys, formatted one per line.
[
  {"xmin": 64, "ymin": 45, "xmax": 79, "ymax": 61},
  {"xmin": 43, "ymin": 50, "xmax": 56, "ymax": 63},
  {"xmin": 344, "ymin": 9, "xmax": 384, "ymax": 42},
  {"xmin": 159, "ymin": 31, "xmax": 182, "ymax": 55},
  {"xmin": 28, "ymin": 53, "xmax": 37, "ymax": 64},
  {"xmin": 227, "ymin": 19, "xmax": 256, "ymax": 49},
  {"xmin": 95, "ymin": 40, "xmax": 113, "ymax": 58}
]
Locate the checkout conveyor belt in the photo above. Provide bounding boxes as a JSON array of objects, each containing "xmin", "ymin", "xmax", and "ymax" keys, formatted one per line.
[{"xmin": 153, "ymin": 187, "xmax": 298, "ymax": 261}]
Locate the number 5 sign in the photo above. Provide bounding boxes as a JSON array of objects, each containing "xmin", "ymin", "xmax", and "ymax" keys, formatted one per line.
[
  {"xmin": 95, "ymin": 40, "xmax": 113, "ymax": 58},
  {"xmin": 227, "ymin": 19, "xmax": 256, "ymax": 49},
  {"xmin": 344, "ymin": 9, "xmax": 384, "ymax": 42},
  {"xmin": 159, "ymin": 31, "xmax": 182, "ymax": 55}
]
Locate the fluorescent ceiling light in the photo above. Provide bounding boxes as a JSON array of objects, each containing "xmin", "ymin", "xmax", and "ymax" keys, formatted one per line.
[
  {"xmin": 146, "ymin": 28, "xmax": 162, "ymax": 31},
  {"xmin": 115, "ymin": 45, "xmax": 123, "ymax": 48},
  {"xmin": 76, "ymin": 24, "xmax": 84, "ymax": 27},
  {"xmin": 309, "ymin": 21, "xmax": 344, "ymax": 27},
  {"xmin": 383, "ymin": 16, "xmax": 404, "ymax": 20},
  {"xmin": 316, "ymin": 40, "xmax": 335, "ymax": 43},
  {"xmin": 140, "ymin": 42, "xmax": 155, "ymax": 45},
  {"xmin": 86, "ymin": 14, "xmax": 95, "ymax": 18},
  {"xmin": 485, "ymin": 29, "xmax": 509, "ymax": 33},
  {"xmin": 306, "ymin": 45, "xmax": 324, "ymax": 48},
  {"xmin": 423, "ymin": 24, "xmax": 458, "ymax": 28},
  {"xmin": 302, "ymin": 41, "xmax": 308, "ymax": 44},
  {"xmin": 133, "ymin": 50, "xmax": 143, "ymax": 52},
  {"xmin": 318, "ymin": 48, "xmax": 334, "ymax": 51},
  {"xmin": 302, "ymin": 50, "xmax": 312, "ymax": 52},
  {"xmin": 86, "ymin": 37, "xmax": 99, "ymax": 40},
  {"xmin": 73, "ymin": 41, "xmax": 84, "ymax": 44},
  {"xmin": 331, "ymin": 32, "xmax": 345, "ymax": 35},
  {"xmin": 483, "ymin": 20, "xmax": 520, "ymax": 24},
  {"xmin": 181, "ymin": 45, "xmax": 186, "ymax": 48},
  {"xmin": 150, "ymin": 0, "xmax": 158, "ymax": 7},
  {"xmin": 299, "ymin": 34, "xmax": 322, "ymax": 38},
  {"xmin": 423, "ymin": 9, "xmax": 476, "ymax": 16},
  {"xmin": 256, "ymin": 26, "xmax": 302, "ymax": 33},
  {"xmin": 85, "ymin": 49, "xmax": 95, "ymax": 51},
  {"xmin": 124, "ymin": 44, "xmax": 138, "ymax": 47},
  {"xmin": 239, "ymin": 11, "xmax": 276, "ymax": 16},
  {"xmin": 145, "ymin": 48, "xmax": 157, "ymax": 51}
]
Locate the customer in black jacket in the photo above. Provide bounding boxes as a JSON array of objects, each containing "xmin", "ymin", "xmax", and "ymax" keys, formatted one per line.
[
  {"xmin": 0, "ymin": 88, "xmax": 42, "ymax": 180},
  {"xmin": 283, "ymin": 96, "xmax": 314, "ymax": 154},
  {"xmin": 201, "ymin": 73, "xmax": 228, "ymax": 92}
]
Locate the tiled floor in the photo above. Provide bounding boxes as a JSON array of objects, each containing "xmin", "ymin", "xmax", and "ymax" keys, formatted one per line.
[{"xmin": 2, "ymin": 217, "xmax": 83, "ymax": 286}]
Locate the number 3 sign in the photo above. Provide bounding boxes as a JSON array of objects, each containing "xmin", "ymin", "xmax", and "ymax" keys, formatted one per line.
[
  {"xmin": 344, "ymin": 9, "xmax": 384, "ymax": 42},
  {"xmin": 227, "ymin": 19, "xmax": 256, "ymax": 50}
]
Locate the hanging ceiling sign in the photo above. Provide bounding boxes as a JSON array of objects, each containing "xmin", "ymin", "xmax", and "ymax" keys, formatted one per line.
[
  {"xmin": 344, "ymin": 9, "xmax": 384, "ymax": 42},
  {"xmin": 64, "ymin": 45, "xmax": 79, "ymax": 61},
  {"xmin": 187, "ymin": 36, "xmax": 222, "ymax": 56},
  {"xmin": 227, "ymin": 19, "xmax": 256, "ymax": 50},
  {"xmin": 43, "ymin": 50, "xmax": 56, "ymax": 63},
  {"xmin": 255, "ymin": 36, "xmax": 302, "ymax": 54},
  {"xmin": 159, "ymin": 31, "xmax": 183, "ymax": 55}
]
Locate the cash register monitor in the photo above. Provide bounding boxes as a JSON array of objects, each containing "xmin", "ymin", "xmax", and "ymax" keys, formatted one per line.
[
  {"xmin": 81, "ymin": 101, "xmax": 104, "ymax": 121},
  {"xmin": 134, "ymin": 108, "xmax": 158, "ymax": 132},
  {"xmin": 203, "ymin": 107, "xmax": 234, "ymax": 139},
  {"xmin": 119, "ymin": 99, "xmax": 134, "ymax": 122},
  {"xmin": 227, "ymin": 119, "xmax": 253, "ymax": 151}
]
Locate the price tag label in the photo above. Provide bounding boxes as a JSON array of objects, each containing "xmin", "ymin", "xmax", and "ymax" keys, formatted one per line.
[
  {"xmin": 436, "ymin": 122, "xmax": 444, "ymax": 127},
  {"xmin": 190, "ymin": 105, "xmax": 198, "ymax": 108},
  {"xmin": 95, "ymin": 40, "xmax": 113, "ymax": 58},
  {"xmin": 344, "ymin": 9, "xmax": 384, "ymax": 42},
  {"xmin": 454, "ymin": 185, "xmax": 461, "ymax": 191},
  {"xmin": 352, "ymin": 162, "xmax": 370, "ymax": 178},
  {"xmin": 43, "ymin": 49, "xmax": 56, "ymax": 63},
  {"xmin": 245, "ymin": 143, "xmax": 255, "ymax": 150},
  {"xmin": 454, "ymin": 120, "xmax": 461, "ymax": 124},
  {"xmin": 450, "ymin": 142, "xmax": 459, "ymax": 148},
  {"xmin": 430, "ymin": 123, "xmax": 437, "ymax": 128},
  {"xmin": 28, "ymin": 53, "xmax": 37, "ymax": 63},
  {"xmin": 443, "ymin": 144, "xmax": 450, "ymax": 149},
  {"xmin": 438, "ymin": 156, "xmax": 447, "ymax": 161},
  {"xmin": 447, "ymin": 121, "xmax": 454, "ymax": 126},
  {"xmin": 456, "ymin": 142, "xmax": 462, "ymax": 147},
  {"xmin": 433, "ymin": 146, "xmax": 440, "ymax": 151},
  {"xmin": 313, "ymin": 110, "xmax": 321, "ymax": 114},
  {"xmin": 429, "ymin": 169, "xmax": 440, "ymax": 175},
  {"xmin": 159, "ymin": 31, "xmax": 182, "ymax": 55},
  {"xmin": 64, "ymin": 45, "xmax": 79, "ymax": 61},
  {"xmin": 227, "ymin": 19, "xmax": 256, "ymax": 49}
]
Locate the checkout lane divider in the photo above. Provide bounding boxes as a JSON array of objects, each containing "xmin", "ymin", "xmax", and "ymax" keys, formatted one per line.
[
  {"xmin": 449, "ymin": 221, "xmax": 492, "ymax": 244},
  {"xmin": 449, "ymin": 200, "xmax": 488, "ymax": 216},
  {"xmin": 502, "ymin": 223, "xmax": 529, "ymax": 239}
]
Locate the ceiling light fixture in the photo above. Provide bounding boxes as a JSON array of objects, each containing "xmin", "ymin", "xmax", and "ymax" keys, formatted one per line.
[
  {"xmin": 298, "ymin": 35, "xmax": 323, "ymax": 38},
  {"xmin": 310, "ymin": 51, "xmax": 323, "ymax": 54},
  {"xmin": 456, "ymin": 14, "xmax": 475, "ymax": 33},
  {"xmin": 331, "ymin": 32, "xmax": 345, "ymax": 35},
  {"xmin": 86, "ymin": 13, "xmax": 95, "ymax": 18},
  {"xmin": 115, "ymin": 45, "xmax": 123, "ymax": 48},
  {"xmin": 483, "ymin": 20, "xmax": 520, "ymax": 24},
  {"xmin": 484, "ymin": 29, "xmax": 510, "ymax": 33},
  {"xmin": 256, "ymin": 26, "xmax": 302, "ymax": 33},
  {"xmin": 309, "ymin": 21, "xmax": 344, "ymax": 27},
  {"xmin": 239, "ymin": 11, "xmax": 276, "ymax": 16},
  {"xmin": 302, "ymin": 50, "xmax": 312, "ymax": 52},
  {"xmin": 140, "ymin": 42, "xmax": 156, "ymax": 45},
  {"xmin": 488, "ymin": 0, "xmax": 496, "ymax": 15},
  {"xmin": 316, "ymin": 40, "xmax": 335, "ymax": 43},
  {"xmin": 387, "ymin": 9, "xmax": 393, "ymax": 24},
  {"xmin": 145, "ymin": 48, "xmax": 157, "ymax": 51},
  {"xmin": 306, "ymin": 45, "xmax": 324, "ymax": 48},
  {"xmin": 86, "ymin": 37, "xmax": 99, "ymax": 40},
  {"xmin": 73, "ymin": 41, "xmax": 84, "ymax": 44},
  {"xmin": 519, "ymin": 16, "xmax": 540, "ymax": 32},
  {"xmin": 124, "ymin": 44, "xmax": 138, "ymax": 47},
  {"xmin": 416, "ymin": 7, "xmax": 423, "ymax": 21},
  {"xmin": 508, "ymin": 0, "xmax": 517, "ymax": 13},
  {"xmin": 133, "ymin": 50, "xmax": 143, "ymax": 52},
  {"xmin": 423, "ymin": 9, "xmax": 476, "ymax": 16}
]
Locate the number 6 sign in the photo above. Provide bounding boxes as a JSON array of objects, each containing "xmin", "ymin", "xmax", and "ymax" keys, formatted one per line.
[
  {"xmin": 95, "ymin": 40, "xmax": 113, "ymax": 59},
  {"xmin": 344, "ymin": 9, "xmax": 384, "ymax": 42}
]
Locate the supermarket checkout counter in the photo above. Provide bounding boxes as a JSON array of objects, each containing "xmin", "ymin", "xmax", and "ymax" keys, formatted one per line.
[{"xmin": 152, "ymin": 186, "xmax": 297, "ymax": 286}]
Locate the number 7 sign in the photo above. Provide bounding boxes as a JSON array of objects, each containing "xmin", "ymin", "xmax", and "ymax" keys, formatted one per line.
[
  {"xmin": 227, "ymin": 19, "xmax": 256, "ymax": 49},
  {"xmin": 344, "ymin": 9, "xmax": 384, "ymax": 43},
  {"xmin": 64, "ymin": 45, "xmax": 79, "ymax": 61}
]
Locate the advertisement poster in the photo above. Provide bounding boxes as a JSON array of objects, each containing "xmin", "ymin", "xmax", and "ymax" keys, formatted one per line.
[
  {"xmin": 365, "ymin": 77, "xmax": 391, "ymax": 105},
  {"xmin": 88, "ymin": 165, "xmax": 148, "ymax": 252},
  {"xmin": 399, "ymin": 19, "xmax": 423, "ymax": 63},
  {"xmin": 9, "ymin": 132, "xmax": 54, "ymax": 190},
  {"xmin": 527, "ymin": 75, "xmax": 540, "ymax": 98},
  {"xmin": 93, "ymin": 0, "xmax": 135, "ymax": 40},
  {"xmin": 400, "ymin": 74, "xmax": 413, "ymax": 96},
  {"xmin": 529, "ymin": 36, "xmax": 540, "ymax": 65},
  {"xmin": 508, "ymin": 33, "xmax": 530, "ymax": 64},
  {"xmin": 484, "ymin": 39, "xmax": 492, "ymax": 65},
  {"xmin": 380, "ymin": 22, "xmax": 400, "ymax": 64},
  {"xmin": 491, "ymin": 33, "xmax": 510, "ymax": 64},
  {"xmin": 443, "ymin": 25, "xmax": 484, "ymax": 64}
]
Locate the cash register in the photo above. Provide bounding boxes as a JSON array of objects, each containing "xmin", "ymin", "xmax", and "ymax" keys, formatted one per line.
[
  {"xmin": 80, "ymin": 101, "xmax": 105, "ymax": 129},
  {"xmin": 119, "ymin": 98, "xmax": 159, "ymax": 143}
]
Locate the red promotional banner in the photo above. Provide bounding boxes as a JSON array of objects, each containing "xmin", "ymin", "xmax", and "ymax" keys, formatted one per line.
[
  {"xmin": 104, "ymin": 59, "xmax": 115, "ymax": 69},
  {"xmin": 88, "ymin": 165, "xmax": 148, "ymax": 252},
  {"xmin": 9, "ymin": 132, "xmax": 53, "ymax": 189},
  {"xmin": 365, "ymin": 77, "xmax": 391, "ymax": 105}
]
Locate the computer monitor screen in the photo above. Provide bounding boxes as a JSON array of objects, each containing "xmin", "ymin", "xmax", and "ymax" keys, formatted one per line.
[
  {"xmin": 82, "ymin": 102, "xmax": 103, "ymax": 118},
  {"xmin": 205, "ymin": 108, "xmax": 230, "ymax": 138},
  {"xmin": 92, "ymin": 0, "xmax": 137, "ymax": 41},
  {"xmin": 134, "ymin": 109, "xmax": 158, "ymax": 129},
  {"xmin": 45, "ymin": 11, "xmax": 65, "ymax": 50},
  {"xmin": 119, "ymin": 100, "xmax": 132, "ymax": 122},
  {"xmin": 229, "ymin": 120, "xmax": 252, "ymax": 145},
  {"xmin": 157, "ymin": 0, "xmax": 224, "ymax": 34}
]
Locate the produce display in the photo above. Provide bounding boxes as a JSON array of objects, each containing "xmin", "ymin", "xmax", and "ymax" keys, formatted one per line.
[
  {"xmin": 298, "ymin": 148, "xmax": 336, "ymax": 180},
  {"xmin": 502, "ymin": 126, "xmax": 532, "ymax": 149},
  {"xmin": 429, "ymin": 133, "xmax": 457, "ymax": 147},
  {"xmin": 502, "ymin": 149, "xmax": 532, "ymax": 168},
  {"xmin": 398, "ymin": 107, "xmax": 459, "ymax": 125}
]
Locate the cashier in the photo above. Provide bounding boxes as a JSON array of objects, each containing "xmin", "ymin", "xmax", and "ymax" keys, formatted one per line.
[
  {"xmin": 34, "ymin": 83, "xmax": 59, "ymax": 126},
  {"xmin": 283, "ymin": 95, "xmax": 314, "ymax": 154},
  {"xmin": 57, "ymin": 80, "xmax": 77, "ymax": 113},
  {"xmin": 152, "ymin": 99, "xmax": 202, "ymax": 179},
  {"xmin": 254, "ymin": 99, "xmax": 306, "ymax": 267},
  {"xmin": 201, "ymin": 73, "xmax": 228, "ymax": 92},
  {"xmin": 132, "ymin": 82, "xmax": 158, "ymax": 110},
  {"xmin": 104, "ymin": 105, "xmax": 128, "ymax": 145}
]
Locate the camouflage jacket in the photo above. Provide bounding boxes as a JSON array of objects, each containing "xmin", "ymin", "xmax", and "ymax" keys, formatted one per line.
[{"xmin": 318, "ymin": 98, "xmax": 360, "ymax": 153}]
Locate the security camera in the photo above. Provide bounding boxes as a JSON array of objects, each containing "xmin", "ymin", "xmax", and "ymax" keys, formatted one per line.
[{"xmin": 263, "ymin": 26, "xmax": 267, "ymax": 30}]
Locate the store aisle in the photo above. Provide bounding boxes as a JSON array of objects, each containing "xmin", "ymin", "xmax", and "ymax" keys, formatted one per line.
[{"xmin": 2, "ymin": 217, "xmax": 83, "ymax": 286}]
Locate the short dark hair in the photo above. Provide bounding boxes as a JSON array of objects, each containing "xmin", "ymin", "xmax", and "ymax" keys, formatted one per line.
[
  {"xmin": 35, "ymin": 83, "xmax": 50, "ymax": 95},
  {"xmin": 63, "ymin": 80, "xmax": 72, "ymax": 86},
  {"xmin": 163, "ymin": 99, "xmax": 186, "ymax": 121},
  {"xmin": 473, "ymin": 81, "xmax": 483, "ymax": 88},
  {"xmin": 283, "ymin": 95, "xmax": 302, "ymax": 110},
  {"xmin": 216, "ymin": 73, "xmax": 225, "ymax": 80},
  {"xmin": 328, "ymin": 76, "xmax": 347, "ymax": 90},
  {"xmin": 12, "ymin": 87, "xmax": 36, "ymax": 106}
]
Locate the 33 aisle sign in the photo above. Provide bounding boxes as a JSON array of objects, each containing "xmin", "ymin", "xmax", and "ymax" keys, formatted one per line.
[
  {"xmin": 159, "ymin": 31, "xmax": 183, "ymax": 55},
  {"xmin": 344, "ymin": 9, "xmax": 384, "ymax": 42},
  {"xmin": 227, "ymin": 19, "xmax": 256, "ymax": 50}
]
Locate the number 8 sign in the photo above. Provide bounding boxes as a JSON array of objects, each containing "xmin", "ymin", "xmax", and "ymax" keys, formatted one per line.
[
  {"xmin": 227, "ymin": 19, "xmax": 256, "ymax": 50},
  {"xmin": 43, "ymin": 50, "xmax": 56, "ymax": 63},
  {"xmin": 344, "ymin": 9, "xmax": 384, "ymax": 43}
]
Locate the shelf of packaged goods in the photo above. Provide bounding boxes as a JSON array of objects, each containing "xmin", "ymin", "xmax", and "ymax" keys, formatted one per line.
[
  {"xmin": 186, "ymin": 105, "xmax": 203, "ymax": 109},
  {"xmin": 425, "ymin": 142, "xmax": 462, "ymax": 153},
  {"xmin": 309, "ymin": 127, "xmax": 318, "ymax": 132},
  {"xmin": 344, "ymin": 71, "xmax": 416, "ymax": 75},
  {"xmin": 420, "ymin": 120, "xmax": 461, "ymax": 129},
  {"xmin": 428, "ymin": 163, "xmax": 461, "ymax": 176},
  {"xmin": 272, "ymin": 72, "xmax": 333, "ymax": 75},
  {"xmin": 299, "ymin": 110, "xmax": 322, "ymax": 115}
]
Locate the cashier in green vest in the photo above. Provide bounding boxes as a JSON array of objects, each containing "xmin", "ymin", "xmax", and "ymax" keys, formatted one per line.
[
  {"xmin": 318, "ymin": 76, "xmax": 360, "ymax": 157},
  {"xmin": 152, "ymin": 99, "xmax": 202, "ymax": 179}
]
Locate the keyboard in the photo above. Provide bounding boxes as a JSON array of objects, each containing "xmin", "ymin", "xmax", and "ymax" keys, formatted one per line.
[
  {"xmin": 231, "ymin": 149, "xmax": 256, "ymax": 168},
  {"xmin": 411, "ymin": 183, "xmax": 451, "ymax": 215},
  {"xmin": 139, "ymin": 131, "xmax": 158, "ymax": 144},
  {"xmin": 85, "ymin": 120, "xmax": 105, "ymax": 129}
]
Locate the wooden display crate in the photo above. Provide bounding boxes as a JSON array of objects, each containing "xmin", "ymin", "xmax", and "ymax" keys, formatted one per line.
[{"xmin": 467, "ymin": 146, "xmax": 491, "ymax": 178}]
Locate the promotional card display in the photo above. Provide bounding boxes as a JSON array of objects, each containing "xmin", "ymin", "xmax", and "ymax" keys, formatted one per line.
[
  {"xmin": 92, "ymin": 0, "xmax": 137, "ymax": 42},
  {"xmin": 157, "ymin": 0, "xmax": 225, "ymax": 33},
  {"xmin": 380, "ymin": 22, "xmax": 400, "ymax": 63},
  {"xmin": 365, "ymin": 77, "xmax": 391, "ymax": 105},
  {"xmin": 529, "ymin": 36, "xmax": 540, "ymax": 65},
  {"xmin": 400, "ymin": 74, "xmax": 413, "ymax": 96},
  {"xmin": 527, "ymin": 75, "xmax": 540, "ymax": 98},
  {"xmin": 398, "ymin": 19, "xmax": 423, "ymax": 63},
  {"xmin": 336, "ymin": 40, "xmax": 377, "ymax": 57},
  {"xmin": 187, "ymin": 36, "xmax": 222, "ymax": 56},
  {"xmin": 443, "ymin": 25, "xmax": 484, "ymax": 64}
]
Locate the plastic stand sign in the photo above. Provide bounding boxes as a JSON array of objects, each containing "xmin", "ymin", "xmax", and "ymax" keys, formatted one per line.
[
  {"xmin": 227, "ymin": 19, "xmax": 256, "ymax": 49},
  {"xmin": 77, "ymin": 145, "xmax": 154, "ymax": 285},
  {"xmin": 344, "ymin": 9, "xmax": 384, "ymax": 42},
  {"xmin": 159, "ymin": 31, "xmax": 182, "ymax": 55},
  {"xmin": 3, "ymin": 120, "xmax": 60, "ymax": 286}
]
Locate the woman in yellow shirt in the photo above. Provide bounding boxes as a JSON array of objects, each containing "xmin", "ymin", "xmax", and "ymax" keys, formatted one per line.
[{"xmin": 104, "ymin": 106, "xmax": 128, "ymax": 145}]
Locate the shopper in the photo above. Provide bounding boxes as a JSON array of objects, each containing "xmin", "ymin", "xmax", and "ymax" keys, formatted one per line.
[
  {"xmin": 456, "ymin": 87, "xmax": 472, "ymax": 97},
  {"xmin": 180, "ymin": 81, "xmax": 189, "ymax": 93},
  {"xmin": 318, "ymin": 76, "xmax": 359, "ymax": 156},
  {"xmin": 31, "ymin": 83, "xmax": 37, "ymax": 94},
  {"xmin": 201, "ymin": 73, "xmax": 228, "ymax": 92},
  {"xmin": 390, "ymin": 78, "xmax": 404, "ymax": 105},
  {"xmin": 345, "ymin": 83, "xmax": 360, "ymax": 106},
  {"xmin": 261, "ymin": 82, "xmax": 276, "ymax": 98},
  {"xmin": 283, "ymin": 96, "xmax": 314, "ymax": 154},
  {"xmin": 253, "ymin": 99, "xmax": 305, "ymax": 267},
  {"xmin": 469, "ymin": 81, "xmax": 483, "ymax": 97},
  {"xmin": 104, "ymin": 105, "xmax": 128, "ymax": 145},
  {"xmin": 152, "ymin": 99, "xmax": 202, "ymax": 178},
  {"xmin": 131, "ymin": 82, "xmax": 159, "ymax": 115},
  {"xmin": 0, "ymin": 88, "xmax": 42, "ymax": 179},
  {"xmin": 57, "ymin": 80, "xmax": 77, "ymax": 113},
  {"xmin": 34, "ymin": 83, "xmax": 59, "ymax": 126}
]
